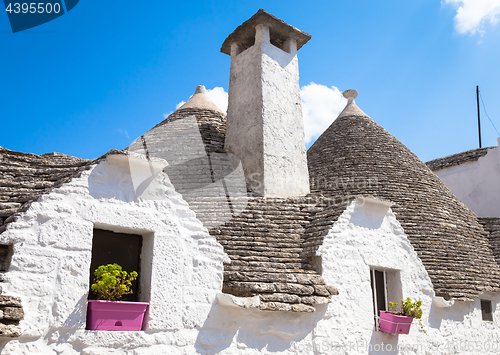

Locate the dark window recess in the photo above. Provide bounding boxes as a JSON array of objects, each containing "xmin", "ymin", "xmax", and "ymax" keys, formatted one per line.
[
  {"xmin": 0, "ymin": 245, "xmax": 11, "ymax": 272},
  {"xmin": 89, "ymin": 229, "xmax": 142, "ymax": 302},
  {"xmin": 371, "ymin": 269, "xmax": 387, "ymax": 317},
  {"xmin": 481, "ymin": 299, "xmax": 493, "ymax": 322}
]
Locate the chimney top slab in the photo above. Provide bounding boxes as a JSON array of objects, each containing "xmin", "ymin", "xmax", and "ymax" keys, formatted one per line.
[{"xmin": 220, "ymin": 9, "xmax": 311, "ymax": 55}]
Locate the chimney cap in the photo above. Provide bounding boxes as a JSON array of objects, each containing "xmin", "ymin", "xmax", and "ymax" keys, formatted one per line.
[{"xmin": 221, "ymin": 9, "xmax": 311, "ymax": 55}]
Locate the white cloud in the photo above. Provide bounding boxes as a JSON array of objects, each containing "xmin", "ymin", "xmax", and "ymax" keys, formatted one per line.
[
  {"xmin": 301, "ymin": 83, "xmax": 346, "ymax": 144},
  {"xmin": 206, "ymin": 87, "xmax": 229, "ymax": 113},
  {"xmin": 171, "ymin": 83, "xmax": 346, "ymax": 145},
  {"xmin": 116, "ymin": 128, "xmax": 130, "ymax": 139},
  {"xmin": 443, "ymin": 0, "xmax": 500, "ymax": 35},
  {"xmin": 175, "ymin": 101, "xmax": 185, "ymax": 110}
]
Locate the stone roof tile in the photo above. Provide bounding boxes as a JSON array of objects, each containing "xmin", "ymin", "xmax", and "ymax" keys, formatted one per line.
[
  {"xmin": 426, "ymin": 147, "xmax": 494, "ymax": 171},
  {"xmin": 0, "ymin": 148, "xmax": 94, "ymax": 232}
]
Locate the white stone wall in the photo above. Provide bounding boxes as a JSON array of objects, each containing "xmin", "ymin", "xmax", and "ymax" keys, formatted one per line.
[
  {"xmin": 314, "ymin": 198, "xmax": 500, "ymax": 354},
  {"xmin": 434, "ymin": 138, "xmax": 500, "ymax": 217},
  {"xmin": 0, "ymin": 155, "xmax": 227, "ymax": 354},
  {"xmin": 1, "ymin": 157, "xmax": 499, "ymax": 354}
]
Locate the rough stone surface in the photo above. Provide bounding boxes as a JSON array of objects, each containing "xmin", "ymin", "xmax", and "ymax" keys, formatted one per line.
[
  {"xmin": 307, "ymin": 100, "xmax": 500, "ymax": 301},
  {"xmin": 127, "ymin": 105, "xmax": 248, "ymax": 230},
  {"xmin": 1, "ymin": 9, "xmax": 500, "ymax": 355},
  {"xmin": 2, "ymin": 306, "xmax": 23, "ymax": 321},
  {"xmin": 0, "ymin": 292, "xmax": 23, "ymax": 336},
  {"xmin": 0, "ymin": 153, "xmax": 226, "ymax": 348},
  {"xmin": 210, "ymin": 196, "xmax": 337, "ymax": 311},
  {"xmin": 0, "ymin": 323, "xmax": 21, "ymax": 337},
  {"xmin": 220, "ymin": 9, "xmax": 311, "ymax": 55},
  {"xmin": 481, "ymin": 217, "xmax": 500, "ymax": 265}
]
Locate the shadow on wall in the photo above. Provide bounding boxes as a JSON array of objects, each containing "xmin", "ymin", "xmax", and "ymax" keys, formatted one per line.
[
  {"xmin": 195, "ymin": 302, "xmax": 328, "ymax": 354},
  {"xmin": 428, "ymin": 300, "xmax": 466, "ymax": 329},
  {"xmin": 350, "ymin": 199, "xmax": 390, "ymax": 230},
  {"xmin": 88, "ymin": 159, "xmax": 138, "ymax": 203},
  {"xmin": 0, "ymin": 294, "xmax": 90, "ymax": 354},
  {"xmin": 39, "ymin": 294, "xmax": 90, "ymax": 350},
  {"xmin": 368, "ymin": 329, "xmax": 399, "ymax": 355},
  {"xmin": 60, "ymin": 294, "xmax": 89, "ymax": 329}
]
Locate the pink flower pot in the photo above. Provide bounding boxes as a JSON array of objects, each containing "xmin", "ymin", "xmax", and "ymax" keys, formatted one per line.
[
  {"xmin": 87, "ymin": 300, "xmax": 149, "ymax": 331},
  {"xmin": 379, "ymin": 311, "xmax": 414, "ymax": 334}
]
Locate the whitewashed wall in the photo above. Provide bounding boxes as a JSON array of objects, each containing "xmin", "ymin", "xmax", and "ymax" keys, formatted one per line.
[
  {"xmin": 314, "ymin": 198, "xmax": 500, "ymax": 355},
  {"xmin": 1, "ymin": 158, "xmax": 500, "ymax": 354},
  {"xmin": 193, "ymin": 198, "xmax": 500, "ymax": 354},
  {"xmin": 0, "ymin": 154, "xmax": 227, "ymax": 354},
  {"xmin": 434, "ymin": 138, "xmax": 500, "ymax": 218},
  {"xmin": 176, "ymin": 197, "xmax": 500, "ymax": 355}
]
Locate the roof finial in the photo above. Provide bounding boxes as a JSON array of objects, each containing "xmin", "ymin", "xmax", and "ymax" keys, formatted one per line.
[
  {"xmin": 176, "ymin": 85, "xmax": 225, "ymax": 114},
  {"xmin": 195, "ymin": 85, "xmax": 207, "ymax": 94},
  {"xmin": 343, "ymin": 89, "xmax": 358, "ymax": 104}
]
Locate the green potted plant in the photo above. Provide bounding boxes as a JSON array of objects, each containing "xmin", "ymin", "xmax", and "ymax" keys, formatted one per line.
[
  {"xmin": 379, "ymin": 297, "xmax": 426, "ymax": 334},
  {"xmin": 86, "ymin": 263, "xmax": 148, "ymax": 331}
]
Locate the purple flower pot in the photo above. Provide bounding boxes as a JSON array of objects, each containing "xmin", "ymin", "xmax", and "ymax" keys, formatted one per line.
[
  {"xmin": 379, "ymin": 311, "xmax": 414, "ymax": 334},
  {"xmin": 87, "ymin": 300, "xmax": 149, "ymax": 331}
]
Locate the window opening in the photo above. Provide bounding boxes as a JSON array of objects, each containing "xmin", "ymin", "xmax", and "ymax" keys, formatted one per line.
[
  {"xmin": 371, "ymin": 269, "xmax": 387, "ymax": 316},
  {"xmin": 481, "ymin": 299, "xmax": 493, "ymax": 322},
  {"xmin": 370, "ymin": 268, "xmax": 402, "ymax": 330},
  {"xmin": 89, "ymin": 229, "xmax": 142, "ymax": 302},
  {"xmin": 0, "ymin": 244, "xmax": 12, "ymax": 272}
]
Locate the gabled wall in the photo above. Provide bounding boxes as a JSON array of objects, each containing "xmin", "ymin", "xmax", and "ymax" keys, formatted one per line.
[
  {"xmin": 316, "ymin": 198, "xmax": 500, "ymax": 354},
  {"xmin": 0, "ymin": 154, "xmax": 226, "ymax": 354},
  {"xmin": 434, "ymin": 138, "xmax": 500, "ymax": 218}
]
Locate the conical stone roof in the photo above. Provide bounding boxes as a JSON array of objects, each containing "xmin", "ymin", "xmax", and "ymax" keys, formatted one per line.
[
  {"xmin": 307, "ymin": 93, "xmax": 500, "ymax": 301},
  {"xmin": 127, "ymin": 85, "xmax": 229, "ymax": 228},
  {"xmin": 142, "ymin": 85, "xmax": 227, "ymax": 154}
]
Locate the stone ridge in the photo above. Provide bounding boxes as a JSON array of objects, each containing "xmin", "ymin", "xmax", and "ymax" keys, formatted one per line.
[
  {"xmin": 480, "ymin": 218, "xmax": 500, "ymax": 266},
  {"xmin": 307, "ymin": 114, "xmax": 500, "ymax": 301},
  {"xmin": 0, "ymin": 147, "xmax": 94, "ymax": 232},
  {"xmin": 210, "ymin": 196, "xmax": 338, "ymax": 313},
  {"xmin": 426, "ymin": 147, "xmax": 494, "ymax": 171}
]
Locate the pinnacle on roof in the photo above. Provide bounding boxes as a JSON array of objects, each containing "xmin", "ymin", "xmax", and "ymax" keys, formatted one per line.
[
  {"xmin": 338, "ymin": 89, "xmax": 368, "ymax": 118},
  {"xmin": 177, "ymin": 85, "xmax": 225, "ymax": 114}
]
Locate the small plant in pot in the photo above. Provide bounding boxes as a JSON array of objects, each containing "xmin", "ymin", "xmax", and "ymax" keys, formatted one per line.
[
  {"xmin": 91, "ymin": 263, "xmax": 138, "ymax": 301},
  {"xmin": 87, "ymin": 263, "xmax": 148, "ymax": 331},
  {"xmin": 380, "ymin": 297, "xmax": 426, "ymax": 335}
]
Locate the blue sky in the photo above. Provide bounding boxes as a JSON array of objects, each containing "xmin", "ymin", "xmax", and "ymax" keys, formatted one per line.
[{"xmin": 1, "ymin": 0, "xmax": 500, "ymax": 162}]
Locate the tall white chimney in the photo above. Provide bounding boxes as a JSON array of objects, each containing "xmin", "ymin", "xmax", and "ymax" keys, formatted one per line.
[{"xmin": 221, "ymin": 9, "xmax": 311, "ymax": 197}]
